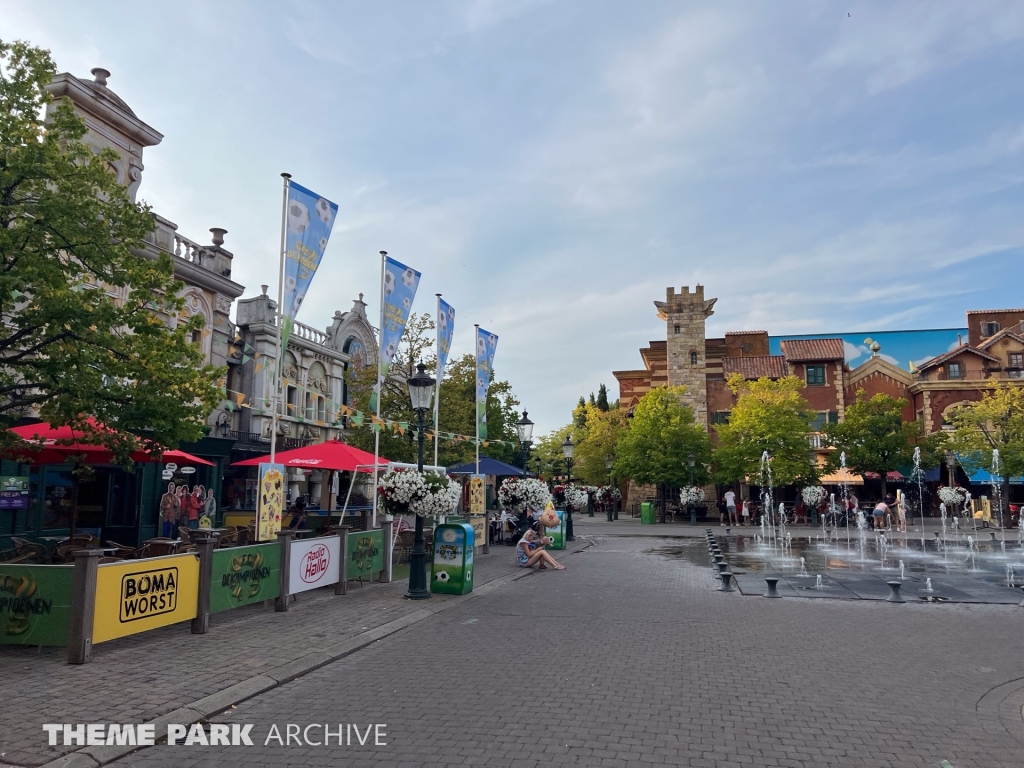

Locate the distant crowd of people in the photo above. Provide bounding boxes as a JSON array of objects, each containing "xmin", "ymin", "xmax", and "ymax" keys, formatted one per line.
[{"xmin": 719, "ymin": 490, "xmax": 908, "ymax": 531}]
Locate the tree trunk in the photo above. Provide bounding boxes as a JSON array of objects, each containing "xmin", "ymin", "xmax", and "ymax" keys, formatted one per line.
[
  {"xmin": 880, "ymin": 474, "xmax": 887, "ymax": 506},
  {"xmin": 658, "ymin": 483, "xmax": 666, "ymax": 524}
]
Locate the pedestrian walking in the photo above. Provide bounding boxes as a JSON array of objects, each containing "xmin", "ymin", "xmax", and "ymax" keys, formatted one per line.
[{"xmin": 724, "ymin": 489, "xmax": 738, "ymax": 526}]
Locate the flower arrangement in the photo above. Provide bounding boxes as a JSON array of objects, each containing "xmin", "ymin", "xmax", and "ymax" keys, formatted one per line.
[
  {"xmin": 595, "ymin": 486, "xmax": 610, "ymax": 503},
  {"xmin": 564, "ymin": 484, "xmax": 588, "ymax": 510},
  {"xmin": 378, "ymin": 469, "xmax": 460, "ymax": 517},
  {"xmin": 801, "ymin": 486, "xmax": 827, "ymax": 507},
  {"xmin": 938, "ymin": 485, "xmax": 968, "ymax": 507},
  {"xmin": 498, "ymin": 477, "xmax": 552, "ymax": 510},
  {"xmin": 610, "ymin": 487, "xmax": 621, "ymax": 502},
  {"xmin": 679, "ymin": 486, "xmax": 705, "ymax": 506}
]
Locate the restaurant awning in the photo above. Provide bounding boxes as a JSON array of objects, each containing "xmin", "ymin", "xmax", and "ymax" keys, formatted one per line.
[
  {"xmin": 448, "ymin": 457, "xmax": 524, "ymax": 476},
  {"xmin": 231, "ymin": 440, "xmax": 387, "ymax": 473},
  {"xmin": 818, "ymin": 468, "xmax": 864, "ymax": 486},
  {"xmin": 863, "ymin": 471, "xmax": 904, "ymax": 481}
]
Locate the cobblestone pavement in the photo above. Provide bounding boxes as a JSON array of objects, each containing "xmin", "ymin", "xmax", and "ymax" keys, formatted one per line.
[
  {"xmin": 0, "ymin": 541, "xmax": 557, "ymax": 767},
  {"xmin": 99, "ymin": 534, "xmax": 1024, "ymax": 768}
]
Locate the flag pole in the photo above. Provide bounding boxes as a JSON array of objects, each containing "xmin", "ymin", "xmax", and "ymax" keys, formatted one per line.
[
  {"xmin": 474, "ymin": 323, "xmax": 480, "ymax": 476},
  {"xmin": 270, "ymin": 172, "xmax": 291, "ymax": 464},
  {"xmin": 372, "ymin": 250, "xmax": 386, "ymax": 529},
  {"xmin": 433, "ymin": 293, "xmax": 442, "ymax": 470}
]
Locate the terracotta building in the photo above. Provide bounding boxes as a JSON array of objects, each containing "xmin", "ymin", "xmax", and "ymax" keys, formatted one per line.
[{"xmin": 613, "ymin": 286, "xmax": 1024, "ymax": 508}]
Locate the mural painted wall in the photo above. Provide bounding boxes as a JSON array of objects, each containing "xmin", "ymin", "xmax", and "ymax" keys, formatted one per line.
[{"xmin": 769, "ymin": 328, "xmax": 968, "ymax": 371}]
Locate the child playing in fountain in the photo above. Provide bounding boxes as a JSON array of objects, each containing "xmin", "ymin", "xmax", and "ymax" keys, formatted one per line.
[{"xmin": 872, "ymin": 498, "xmax": 889, "ymax": 530}]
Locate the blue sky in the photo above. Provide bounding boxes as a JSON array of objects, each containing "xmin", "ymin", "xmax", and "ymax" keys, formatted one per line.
[{"xmin": 5, "ymin": 1, "xmax": 1024, "ymax": 434}]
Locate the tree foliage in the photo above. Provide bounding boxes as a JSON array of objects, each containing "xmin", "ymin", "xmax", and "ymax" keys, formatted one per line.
[
  {"xmin": 713, "ymin": 376, "xmax": 815, "ymax": 488},
  {"xmin": 946, "ymin": 383, "xmax": 1024, "ymax": 480},
  {"xmin": 0, "ymin": 40, "xmax": 222, "ymax": 462},
  {"xmin": 821, "ymin": 390, "xmax": 924, "ymax": 499},
  {"xmin": 596, "ymin": 384, "xmax": 609, "ymax": 412},
  {"xmin": 344, "ymin": 313, "xmax": 519, "ymax": 466},
  {"xmin": 570, "ymin": 402, "xmax": 628, "ymax": 485},
  {"xmin": 614, "ymin": 386, "xmax": 711, "ymax": 488}
]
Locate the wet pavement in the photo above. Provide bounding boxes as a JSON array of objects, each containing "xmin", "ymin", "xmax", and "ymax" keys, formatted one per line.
[{"xmin": 651, "ymin": 529, "xmax": 1024, "ymax": 604}]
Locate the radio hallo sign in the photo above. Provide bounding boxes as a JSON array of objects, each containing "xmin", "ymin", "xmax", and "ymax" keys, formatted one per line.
[
  {"xmin": 288, "ymin": 537, "xmax": 341, "ymax": 595},
  {"xmin": 93, "ymin": 554, "xmax": 199, "ymax": 644}
]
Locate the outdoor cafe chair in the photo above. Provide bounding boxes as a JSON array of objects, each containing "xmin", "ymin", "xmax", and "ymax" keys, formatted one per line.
[
  {"xmin": 105, "ymin": 540, "xmax": 139, "ymax": 558},
  {"xmin": 140, "ymin": 538, "xmax": 177, "ymax": 558}
]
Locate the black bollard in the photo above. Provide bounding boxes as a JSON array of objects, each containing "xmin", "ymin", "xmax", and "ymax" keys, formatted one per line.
[
  {"xmin": 1019, "ymin": 586, "xmax": 1024, "ymax": 608},
  {"xmin": 990, "ymin": 531, "xmax": 997, "ymax": 542},
  {"xmin": 886, "ymin": 581, "xmax": 905, "ymax": 603},
  {"xmin": 713, "ymin": 554, "xmax": 725, "ymax": 565},
  {"xmin": 716, "ymin": 561, "xmax": 729, "ymax": 575},
  {"xmin": 725, "ymin": 527, "xmax": 731, "ymax": 534},
  {"xmin": 764, "ymin": 577, "xmax": 781, "ymax": 598},
  {"xmin": 718, "ymin": 572, "xmax": 735, "ymax": 592}
]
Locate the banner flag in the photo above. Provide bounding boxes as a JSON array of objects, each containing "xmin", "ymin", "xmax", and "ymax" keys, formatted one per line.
[
  {"xmin": 437, "ymin": 297, "xmax": 455, "ymax": 380},
  {"xmin": 475, "ymin": 326, "xmax": 498, "ymax": 440},
  {"xmin": 369, "ymin": 256, "xmax": 421, "ymax": 410},
  {"xmin": 279, "ymin": 181, "xmax": 338, "ymax": 359}
]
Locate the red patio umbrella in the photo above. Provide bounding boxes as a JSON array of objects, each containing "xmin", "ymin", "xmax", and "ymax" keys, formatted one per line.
[
  {"xmin": 863, "ymin": 471, "xmax": 904, "ymax": 481},
  {"xmin": 232, "ymin": 440, "xmax": 388, "ymax": 472},
  {"xmin": 9, "ymin": 420, "xmax": 213, "ymax": 465},
  {"xmin": 7, "ymin": 420, "xmax": 215, "ymax": 536}
]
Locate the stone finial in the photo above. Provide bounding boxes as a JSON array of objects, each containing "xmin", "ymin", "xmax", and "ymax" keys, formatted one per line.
[
  {"xmin": 90, "ymin": 68, "xmax": 110, "ymax": 86},
  {"xmin": 210, "ymin": 228, "xmax": 227, "ymax": 247},
  {"xmin": 261, "ymin": 284, "xmax": 269, "ymax": 296}
]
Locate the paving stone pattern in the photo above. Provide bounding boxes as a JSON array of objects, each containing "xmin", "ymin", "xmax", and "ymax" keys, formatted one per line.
[
  {"xmin": 0, "ymin": 543, "xmax": 540, "ymax": 767},
  {"xmin": 109, "ymin": 534, "xmax": 1024, "ymax": 768}
]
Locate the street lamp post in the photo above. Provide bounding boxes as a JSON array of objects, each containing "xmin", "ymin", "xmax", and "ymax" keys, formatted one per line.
[
  {"xmin": 605, "ymin": 456, "xmax": 614, "ymax": 522},
  {"xmin": 516, "ymin": 410, "xmax": 534, "ymax": 476},
  {"xmin": 562, "ymin": 436, "xmax": 576, "ymax": 541},
  {"xmin": 405, "ymin": 361, "xmax": 436, "ymax": 601},
  {"xmin": 687, "ymin": 452, "xmax": 696, "ymax": 526}
]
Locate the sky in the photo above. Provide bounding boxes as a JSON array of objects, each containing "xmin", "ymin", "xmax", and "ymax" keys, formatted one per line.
[{"xmin": 4, "ymin": 1, "xmax": 1024, "ymax": 435}]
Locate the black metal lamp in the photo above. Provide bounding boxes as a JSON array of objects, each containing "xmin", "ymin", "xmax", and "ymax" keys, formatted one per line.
[
  {"xmin": 405, "ymin": 361, "xmax": 436, "ymax": 600},
  {"xmin": 562, "ymin": 436, "xmax": 578, "ymax": 535},
  {"xmin": 687, "ymin": 452, "xmax": 696, "ymax": 525},
  {"xmin": 517, "ymin": 410, "xmax": 534, "ymax": 473}
]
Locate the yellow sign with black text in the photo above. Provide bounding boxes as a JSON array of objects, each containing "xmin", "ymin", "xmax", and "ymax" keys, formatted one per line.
[{"xmin": 92, "ymin": 553, "xmax": 199, "ymax": 644}]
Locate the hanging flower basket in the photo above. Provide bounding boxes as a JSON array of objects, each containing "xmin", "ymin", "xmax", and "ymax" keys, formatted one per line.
[
  {"xmin": 938, "ymin": 485, "xmax": 968, "ymax": 507},
  {"xmin": 378, "ymin": 469, "xmax": 460, "ymax": 517},
  {"xmin": 564, "ymin": 485, "xmax": 588, "ymax": 510},
  {"xmin": 679, "ymin": 486, "xmax": 705, "ymax": 506},
  {"xmin": 498, "ymin": 477, "xmax": 552, "ymax": 511},
  {"xmin": 801, "ymin": 486, "xmax": 827, "ymax": 507}
]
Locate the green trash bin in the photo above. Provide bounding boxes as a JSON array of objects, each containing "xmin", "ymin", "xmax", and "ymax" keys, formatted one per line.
[
  {"xmin": 543, "ymin": 510, "xmax": 565, "ymax": 550},
  {"xmin": 431, "ymin": 521, "xmax": 475, "ymax": 594},
  {"xmin": 640, "ymin": 502, "xmax": 656, "ymax": 525}
]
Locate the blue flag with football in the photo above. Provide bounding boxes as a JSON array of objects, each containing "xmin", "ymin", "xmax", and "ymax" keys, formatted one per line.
[{"xmin": 475, "ymin": 326, "xmax": 498, "ymax": 440}]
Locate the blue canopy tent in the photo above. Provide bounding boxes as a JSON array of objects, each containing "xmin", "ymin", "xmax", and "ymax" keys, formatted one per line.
[{"xmin": 448, "ymin": 457, "xmax": 524, "ymax": 476}]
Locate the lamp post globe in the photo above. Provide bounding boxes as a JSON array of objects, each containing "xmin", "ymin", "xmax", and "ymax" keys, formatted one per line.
[
  {"xmin": 405, "ymin": 361, "xmax": 435, "ymax": 601},
  {"xmin": 517, "ymin": 410, "xmax": 534, "ymax": 474},
  {"xmin": 561, "ymin": 436, "xmax": 577, "ymax": 537}
]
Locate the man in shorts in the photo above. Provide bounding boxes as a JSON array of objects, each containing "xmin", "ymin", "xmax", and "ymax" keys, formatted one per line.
[{"xmin": 723, "ymin": 489, "xmax": 737, "ymax": 526}]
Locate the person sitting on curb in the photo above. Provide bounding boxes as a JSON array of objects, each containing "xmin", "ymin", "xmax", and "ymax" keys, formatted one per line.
[{"xmin": 516, "ymin": 530, "xmax": 565, "ymax": 570}]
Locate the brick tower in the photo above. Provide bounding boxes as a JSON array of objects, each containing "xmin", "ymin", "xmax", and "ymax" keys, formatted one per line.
[{"xmin": 654, "ymin": 285, "xmax": 717, "ymax": 428}]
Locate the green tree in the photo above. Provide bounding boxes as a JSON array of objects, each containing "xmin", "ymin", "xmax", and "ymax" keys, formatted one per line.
[
  {"xmin": 946, "ymin": 383, "xmax": 1024, "ymax": 522},
  {"xmin": 0, "ymin": 41, "xmax": 221, "ymax": 462},
  {"xmin": 570, "ymin": 401, "xmax": 628, "ymax": 485},
  {"xmin": 615, "ymin": 386, "xmax": 711, "ymax": 522},
  {"xmin": 574, "ymin": 396, "xmax": 587, "ymax": 428},
  {"xmin": 532, "ymin": 424, "xmax": 574, "ymax": 480},
  {"xmin": 713, "ymin": 376, "xmax": 815, "ymax": 489},
  {"xmin": 822, "ymin": 390, "xmax": 923, "ymax": 501},
  {"xmin": 596, "ymin": 384, "xmax": 610, "ymax": 412},
  {"xmin": 344, "ymin": 314, "xmax": 519, "ymax": 468}
]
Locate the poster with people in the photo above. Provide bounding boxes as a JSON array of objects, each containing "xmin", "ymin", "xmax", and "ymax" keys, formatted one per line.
[
  {"xmin": 158, "ymin": 482, "xmax": 212, "ymax": 537},
  {"xmin": 256, "ymin": 463, "xmax": 285, "ymax": 542}
]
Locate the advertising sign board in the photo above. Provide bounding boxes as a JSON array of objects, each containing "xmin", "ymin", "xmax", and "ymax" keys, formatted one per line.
[
  {"xmin": 256, "ymin": 463, "xmax": 285, "ymax": 542},
  {"xmin": 92, "ymin": 554, "xmax": 199, "ymax": 644},
  {"xmin": 288, "ymin": 536, "xmax": 341, "ymax": 595},
  {"xmin": 210, "ymin": 543, "xmax": 281, "ymax": 613},
  {"xmin": 345, "ymin": 529, "xmax": 383, "ymax": 581},
  {"xmin": 0, "ymin": 564, "xmax": 73, "ymax": 645}
]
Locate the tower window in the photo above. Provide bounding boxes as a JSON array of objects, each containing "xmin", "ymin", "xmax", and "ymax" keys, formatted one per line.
[
  {"xmin": 981, "ymin": 321, "xmax": 1000, "ymax": 337},
  {"xmin": 947, "ymin": 362, "xmax": 962, "ymax": 380},
  {"xmin": 690, "ymin": 351, "xmax": 698, "ymax": 365},
  {"xmin": 674, "ymin": 325, "xmax": 680, "ymax": 335}
]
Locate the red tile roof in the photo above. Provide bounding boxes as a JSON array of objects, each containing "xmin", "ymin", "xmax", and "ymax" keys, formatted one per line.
[
  {"xmin": 966, "ymin": 309, "xmax": 1024, "ymax": 314},
  {"xmin": 780, "ymin": 338, "xmax": 844, "ymax": 362},
  {"xmin": 722, "ymin": 355, "xmax": 788, "ymax": 379},
  {"xmin": 725, "ymin": 330, "xmax": 767, "ymax": 336},
  {"xmin": 978, "ymin": 329, "xmax": 1024, "ymax": 351},
  {"xmin": 916, "ymin": 344, "xmax": 999, "ymax": 371}
]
